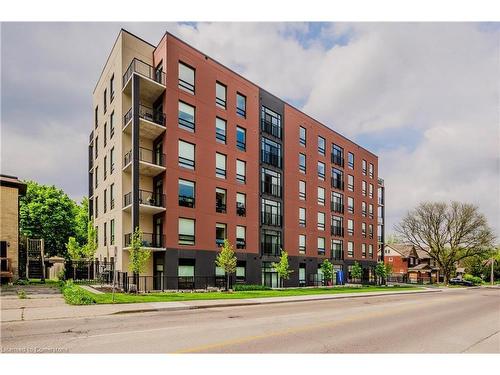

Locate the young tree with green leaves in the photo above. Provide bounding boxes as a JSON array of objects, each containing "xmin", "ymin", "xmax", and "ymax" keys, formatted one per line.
[
  {"xmin": 272, "ymin": 250, "xmax": 293, "ymax": 288},
  {"xmin": 320, "ymin": 259, "xmax": 335, "ymax": 286},
  {"xmin": 128, "ymin": 228, "xmax": 151, "ymax": 290},
  {"xmin": 215, "ymin": 239, "xmax": 237, "ymax": 291},
  {"xmin": 375, "ymin": 262, "xmax": 387, "ymax": 285},
  {"xmin": 66, "ymin": 237, "xmax": 81, "ymax": 280},
  {"xmin": 351, "ymin": 261, "xmax": 363, "ymax": 284},
  {"xmin": 74, "ymin": 197, "xmax": 89, "ymax": 246}
]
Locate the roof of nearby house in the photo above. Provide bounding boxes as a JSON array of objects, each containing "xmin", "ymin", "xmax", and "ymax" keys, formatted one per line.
[
  {"xmin": 385, "ymin": 244, "xmax": 416, "ymax": 258},
  {"xmin": 0, "ymin": 174, "xmax": 27, "ymax": 195},
  {"xmin": 408, "ymin": 263, "xmax": 432, "ymax": 271},
  {"xmin": 416, "ymin": 249, "xmax": 432, "ymax": 259}
]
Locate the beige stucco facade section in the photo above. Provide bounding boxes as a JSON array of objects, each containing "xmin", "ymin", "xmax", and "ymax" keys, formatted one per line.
[{"xmin": 0, "ymin": 185, "xmax": 21, "ymax": 279}]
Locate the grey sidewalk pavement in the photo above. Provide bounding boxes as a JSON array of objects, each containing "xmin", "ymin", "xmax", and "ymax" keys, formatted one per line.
[{"xmin": 1, "ymin": 288, "xmax": 441, "ymax": 323}]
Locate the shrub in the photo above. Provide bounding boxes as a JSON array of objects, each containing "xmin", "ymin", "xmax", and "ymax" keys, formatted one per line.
[
  {"xmin": 61, "ymin": 280, "xmax": 96, "ymax": 305},
  {"xmin": 463, "ymin": 274, "xmax": 483, "ymax": 285},
  {"xmin": 17, "ymin": 289, "xmax": 27, "ymax": 299},
  {"xmin": 14, "ymin": 279, "xmax": 29, "ymax": 285},
  {"xmin": 233, "ymin": 284, "xmax": 271, "ymax": 291}
]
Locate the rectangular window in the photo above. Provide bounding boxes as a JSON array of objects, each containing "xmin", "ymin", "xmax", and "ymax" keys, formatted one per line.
[
  {"xmin": 369, "ymin": 163, "xmax": 374, "ymax": 178},
  {"xmin": 362, "ymin": 243, "xmax": 366, "ymax": 258},
  {"xmin": 369, "ymin": 224, "xmax": 374, "ymax": 239},
  {"xmin": 362, "ymin": 201, "xmax": 367, "ymax": 217},
  {"xmin": 236, "ymin": 159, "xmax": 246, "ymax": 183},
  {"xmin": 110, "ymin": 183, "xmax": 115, "ymax": 209},
  {"xmin": 110, "ymin": 147, "xmax": 115, "ymax": 174},
  {"xmin": 331, "ymin": 215, "xmax": 343, "ymax": 237},
  {"xmin": 236, "ymin": 262, "xmax": 246, "ymax": 281},
  {"xmin": 236, "ymin": 126, "xmax": 246, "ymax": 151},
  {"xmin": 95, "ymin": 166, "xmax": 98, "ymax": 188},
  {"xmin": 261, "ymin": 199, "xmax": 281, "ymax": 226},
  {"xmin": 261, "ymin": 137, "xmax": 282, "ymax": 168},
  {"xmin": 236, "ymin": 93, "xmax": 246, "ymax": 117},
  {"xmin": 332, "ymin": 192, "xmax": 344, "ymax": 213},
  {"xmin": 179, "ymin": 179, "xmax": 195, "ymax": 208},
  {"xmin": 299, "ymin": 180, "xmax": 306, "ymax": 200},
  {"xmin": 348, "ymin": 152, "xmax": 354, "ymax": 169},
  {"xmin": 369, "ymin": 184, "xmax": 374, "ymax": 199},
  {"xmin": 216, "ymin": 188, "xmax": 227, "ymax": 213},
  {"xmin": 110, "ymin": 219, "xmax": 115, "ymax": 245},
  {"xmin": 348, "ymin": 219, "xmax": 354, "ymax": 236},
  {"xmin": 216, "ymin": 153, "xmax": 227, "ymax": 179},
  {"xmin": 178, "ymin": 260, "xmax": 195, "ymax": 277},
  {"xmin": 318, "ymin": 237, "xmax": 325, "ymax": 255},
  {"xmin": 348, "ymin": 175, "xmax": 354, "ymax": 192},
  {"xmin": 299, "ymin": 234, "xmax": 306, "ymax": 254},
  {"xmin": 348, "ymin": 241, "xmax": 354, "ymax": 257},
  {"xmin": 110, "ymin": 111, "xmax": 115, "ymax": 138},
  {"xmin": 332, "ymin": 239, "xmax": 343, "ymax": 260},
  {"xmin": 104, "ymin": 122, "xmax": 107, "ymax": 146},
  {"xmin": 216, "ymin": 117, "xmax": 227, "ymax": 143},
  {"xmin": 236, "ymin": 192, "xmax": 246, "ymax": 216},
  {"xmin": 299, "ymin": 126, "xmax": 307, "ymax": 146},
  {"xmin": 362, "ymin": 159, "xmax": 367, "ymax": 175},
  {"xmin": 369, "ymin": 204, "xmax": 374, "ymax": 219},
  {"xmin": 299, "ymin": 153, "xmax": 306, "ymax": 173},
  {"xmin": 299, "ymin": 207, "xmax": 306, "ymax": 227},
  {"xmin": 332, "ymin": 144, "xmax": 344, "ymax": 167},
  {"xmin": 178, "ymin": 140, "xmax": 195, "ymax": 169},
  {"xmin": 103, "ymin": 89, "xmax": 107, "ymax": 113},
  {"xmin": 362, "ymin": 222, "xmax": 367, "ymax": 238},
  {"xmin": 317, "ymin": 161, "xmax": 326, "ymax": 180},
  {"xmin": 103, "ymin": 188, "xmax": 107, "ymax": 213},
  {"xmin": 216, "ymin": 82, "xmax": 227, "ymax": 109},
  {"xmin": 178, "ymin": 101, "xmax": 195, "ymax": 132},
  {"xmin": 347, "ymin": 197, "xmax": 354, "ymax": 214},
  {"xmin": 318, "ymin": 136, "xmax": 326, "ymax": 155},
  {"xmin": 361, "ymin": 181, "xmax": 367, "ymax": 196},
  {"xmin": 261, "ymin": 106, "xmax": 282, "ymax": 139},
  {"xmin": 369, "ymin": 244, "xmax": 374, "ymax": 258},
  {"xmin": 318, "ymin": 187, "xmax": 325, "ymax": 206},
  {"xmin": 236, "ymin": 226, "xmax": 246, "ymax": 249},
  {"xmin": 216, "ymin": 223, "xmax": 227, "ymax": 247},
  {"xmin": 332, "ymin": 168, "xmax": 344, "ymax": 190},
  {"xmin": 179, "ymin": 218, "xmax": 195, "ymax": 245},
  {"xmin": 95, "ymin": 136, "xmax": 98, "ymax": 158},
  {"xmin": 262, "ymin": 168, "xmax": 282, "ymax": 197},
  {"xmin": 95, "ymin": 196, "xmax": 99, "ymax": 218},
  {"xmin": 103, "ymin": 156, "xmax": 107, "ymax": 180},
  {"xmin": 110, "ymin": 75, "xmax": 114, "ymax": 102},
  {"xmin": 178, "ymin": 62, "xmax": 195, "ymax": 94},
  {"xmin": 104, "ymin": 222, "xmax": 107, "ymax": 246},
  {"xmin": 317, "ymin": 212, "xmax": 325, "ymax": 231},
  {"xmin": 95, "ymin": 106, "xmax": 98, "ymax": 128}
]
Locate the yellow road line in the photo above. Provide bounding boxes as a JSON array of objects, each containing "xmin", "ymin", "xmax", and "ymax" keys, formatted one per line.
[{"xmin": 174, "ymin": 294, "xmax": 469, "ymax": 353}]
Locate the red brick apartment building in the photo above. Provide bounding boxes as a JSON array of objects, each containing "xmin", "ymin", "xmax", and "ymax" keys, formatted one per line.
[{"xmin": 89, "ymin": 29, "xmax": 385, "ymax": 288}]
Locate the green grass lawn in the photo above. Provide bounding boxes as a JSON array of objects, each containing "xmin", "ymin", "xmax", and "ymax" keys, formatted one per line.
[{"xmin": 76, "ymin": 285, "xmax": 422, "ymax": 305}]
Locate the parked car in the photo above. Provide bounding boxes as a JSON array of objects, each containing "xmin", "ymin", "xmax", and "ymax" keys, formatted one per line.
[{"xmin": 449, "ymin": 277, "xmax": 473, "ymax": 286}]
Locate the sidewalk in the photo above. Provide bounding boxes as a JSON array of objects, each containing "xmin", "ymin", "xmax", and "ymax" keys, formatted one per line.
[{"xmin": 1, "ymin": 288, "xmax": 440, "ymax": 323}]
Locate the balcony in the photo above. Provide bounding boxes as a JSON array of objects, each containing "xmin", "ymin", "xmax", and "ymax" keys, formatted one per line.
[
  {"xmin": 123, "ymin": 189, "xmax": 166, "ymax": 214},
  {"xmin": 122, "ymin": 58, "xmax": 165, "ymax": 103},
  {"xmin": 261, "ymin": 242, "xmax": 281, "ymax": 256},
  {"xmin": 261, "ymin": 212, "xmax": 282, "ymax": 227},
  {"xmin": 179, "ymin": 195, "xmax": 195, "ymax": 208},
  {"xmin": 123, "ymin": 147, "xmax": 166, "ymax": 177},
  {"xmin": 123, "ymin": 104, "xmax": 166, "ymax": 140},
  {"xmin": 261, "ymin": 119, "xmax": 282, "ymax": 139},
  {"xmin": 261, "ymin": 181, "xmax": 282, "ymax": 198},
  {"xmin": 216, "ymin": 202, "xmax": 227, "ymax": 214},
  {"xmin": 261, "ymin": 150, "xmax": 282, "ymax": 168},
  {"xmin": 331, "ymin": 226, "xmax": 344, "ymax": 237},
  {"xmin": 331, "ymin": 202, "xmax": 344, "ymax": 214},
  {"xmin": 124, "ymin": 232, "xmax": 165, "ymax": 250}
]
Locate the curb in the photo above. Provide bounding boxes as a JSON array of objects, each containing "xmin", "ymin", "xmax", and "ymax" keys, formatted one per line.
[{"xmin": 112, "ymin": 289, "xmax": 442, "ymax": 316}]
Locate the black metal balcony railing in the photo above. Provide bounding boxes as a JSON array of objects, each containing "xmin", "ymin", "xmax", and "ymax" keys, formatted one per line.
[
  {"xmin": 124, "ymin": 232, "xmax": 165, "ymax": 248},
  {"xmin": 331, "ymin": 202, "xmax": 344, "ymax": 214},
  {"xmin": 261, "ymin": 119, "xmax": 282, "ymax": 139},
  {"xmin": 237, "ymin": 140, "xmax": 246, "ymax": 151},
  {"xmin": 236, "ymin": 238, "xmax": 246, "ymax": 249},
  {"xmin": 236, "ymin": 174, "xmax": 246, "ymax": 184},
  {"xmin": 123, "ymin": 58, "xmax": 166, "ymax": 87},
  {"xmin": 332, "ymin": 250, "xmax": 344, "ymax": 261},
  {"xmin": 123, "ymin": 105, "xmax": 166, "ymax": 129},
  {"xmin": 216, "ymin": 167, "xmax": 226, "ymax": 178},
  {"xmin": 237, "ymin": 204, "xmax": 246, "ymax": 216},
  {"xmin": 216, "ymin": 202, "xmax": 227, "ymax": 213},
  {"xmin": 331, "ymin": 226, "xmax": 344, "ymax": 237},
  {"xmin": 123, "ymin": 190, "xmax": 165, "ymax": 208},
  {"xmin": 261, "ymin": 181, "xmax": 282, "ymax": 197},
  {"xmin": 261, "ymin": 212, "xmax": 282, "ymax": 227},
  {"xmin": 123, "ymin": 148, "xmax": 165, "ymax": 168},
  {"xmin": 236, "ymin": 106, "xmax": 246, "ymax": 118},
  {"xmin": 261, "ymin": 242, "xmax": 281, "ymax": 256},
  {"xmin": 179, "ymin": 195, "xmax": 195, "ymax": 208},
  {"xmin": 261, "ymin": 150, "xmax": 282, "ymax": 168},
  {"xmin": 331, "ymin": 154, "xmax": 344, "ymax": 167},
  {"xmin": 331, "ymin": 177, "xmax": 344, "ymax": 190}
]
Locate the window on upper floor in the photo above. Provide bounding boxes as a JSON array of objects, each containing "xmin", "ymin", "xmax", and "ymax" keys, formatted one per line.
[
  {"xmin": 262, "ymin": 168, "xmax": 282, "ymax": 198},
  {"xmin": 348, "ymin": 241, "xmax": 354, "ymax": 257},
  {"xmin": 299, "ymin": 180, "xmax": 306, "ymax": 200},
  {"xmin": 299, "ymin": 207, "xmax": 306, "ymax": 227},
  {"xmin": 318, "ymin": 161, "xmax": 326, "ymax": 181},
  {"xmin": 216, "ymin": 153, "xmax": 226, "ymax": 179},
  {"xmin": 110, "ymin": 111, "xmax": 115, "ymax": 139},
  {"xmin": 236, "ymin": 192, "xmax": 246, "ymax": 216},
  {"xmin": 236, "ymin": 126, "xmax": 246, "ymax": 151},
  {"xmin": 369, "ymin": 183, "xmax": 374, "ymax": 199},
  {"xmin": 362, "ymin": 201, "xmax": 367, "ymax": 217},
  {"xmin": 179, "ymin": 179, "xmax": 195, "ymax": 208},
  {"xmin": 362, "ymin": 222, "xmax": 367, "ymax": 237},
  {"xmin": 362, "ymin": 159, "xmax": 367, "ymax": 175},
  {"xmin": 347, "ymin": 219, "xmax": 354, "ymax": 236},
  {"xmin": 362, "ymin": 181, "xmax": 367, "ymax": 196},
  {"xmin": 348, "ymin": 152, "xmax": 354, "ymax": 169},
  {"xmin": 216, "ymin": 223, "xmax": 227, "ymax": 247},
  {"xmin": 236, "ymin": 226, "xmax": 246, "ymax": 249},
  {"xmin": 347, "ymin": 196, "xmax": 354, "ymax": 214},
  {"xmin": 261, "ymin": 137, "xmax": 282, "ymax": 168},
  {"xmin": 236, "ymin": 159, "xmax": 246, "ymax": 183},
  {"xmin": 318, "ymin": 136, "xmax": 326, "ymax": 156},
  {"xmin": 299, "ymin": 153, "xmax": 306, "ymax": 173},
  {"xmin": 179, "ymin": 218, "xmax": 195, "ymax": 245},
  {"xmin": 332, "ymin": 168, "xmax": 344, "ymax": 190},
  {"xmin": 318, "ymin": 186, "xmax": 325, "ymax": 206},
  {"xmin": 317, "ymin": 212, "xmax": 326, "ymax": 231},
  {"xmin": 216, "ymin": 188, "xmax": 227, "ymax": 213},
  {"xmin": 362, "ymin": 243, "xmax": 366, "ymax": 258},
  {"xmin": 216, "ymin": 82, "xmax": 227, "ymax": 109},
  {"xmin": 110, "ymin": 75, "xmax": 115, "ymax": 102},
  {"xmin": 348, "ymin": 175, "xmax": 354, "ymax": 192},
  {"xmin": 95, "ymin": 106, "xmax": 98, "ymax": 128},
  {"xmin": 236, "ymin": 93, "xmax": 246, "ymax": 118},
  {"xmin": 179, "ymin": 62, "xmax": 195, "ymax": 94},
  {"xmin": 216, "ymin": 117, "xmax": 227, "ymax": 144},
  {"xmin": 332, "ymin": 192, "xmax": 343, "ymax": 213},
  {"xmin": 103, "ymin": 89, "xmax": 107, "ymax": 114},
  {"xmin": 178, "ymin": 101, "xmax": 195, "ymax": 132},
  {"xmin": 332, "ymin": 144, "xmax": 344, "ymax": 167},
  {"xmin": 369, "ymin": 163, "xmax": 374, "ymax": 178},
  {"xmin": 299, "ymin": 234, "xmax": 306, "ymax": 254},
  {"xmin": 178, "ymin": 140, "xmax": 195, "ymax": 170},
  {"xmin": 299, "ymin": 126, "xmax": 306, "ymax": 146},
  {"xmin": 261, "ymin": 106, "xmax": 282, "ymax": 139},
  {"xmin": 317, "ymin": 237, "xmax": 325, "ymax": 255}
]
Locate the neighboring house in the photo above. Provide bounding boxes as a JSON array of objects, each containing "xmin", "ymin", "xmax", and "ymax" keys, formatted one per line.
[
  {"xmin": 414, "ymin": 249, "xmax": 441, "ymax": 283},
  {"xmin": 0, "ymin": 174, "xmax": 27, "ymax": 283},
  {"xmin": 383, "ymin": 244, "xmax": 419, "ymax": 276}
]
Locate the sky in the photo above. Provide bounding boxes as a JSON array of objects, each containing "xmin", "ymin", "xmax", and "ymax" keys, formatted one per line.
[{"xmin": 1, "ymin": 22, "xmax": 499, "ymax": 238}]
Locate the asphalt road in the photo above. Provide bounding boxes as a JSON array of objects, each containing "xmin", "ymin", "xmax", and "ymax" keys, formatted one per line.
[{"xmin": 1, "ymin": 288, "xmax": 499, "ymax": 353}]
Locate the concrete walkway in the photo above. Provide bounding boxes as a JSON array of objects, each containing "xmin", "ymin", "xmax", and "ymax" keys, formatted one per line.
[{"xmin": 1, "ymin": 288, "xmax": 441, "ymax": 323}]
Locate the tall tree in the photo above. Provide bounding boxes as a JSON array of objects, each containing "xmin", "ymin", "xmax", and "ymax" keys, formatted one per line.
[
  {"xmin": 395, "ymin": 201, "xmax": 495, "ymax": 284},
  {"xmin": 20, "ymin": 181, "xmax": 77, "ymax": 257},
  {"xmin": 272, "ymin": 251, "xmax": 293, "ymax": 288},
  {"xmin": 74, "ymin": 197, "xmax": 89, "ymax": 246},
  {"xmin": 215, "ymin": 239, "xmax": 237, "ymax": 291}
]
